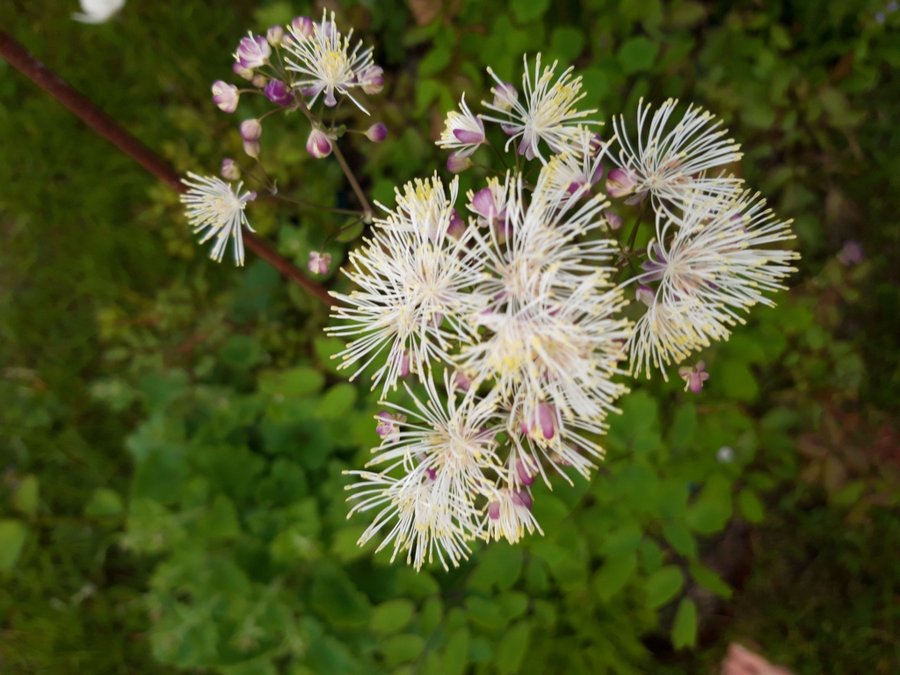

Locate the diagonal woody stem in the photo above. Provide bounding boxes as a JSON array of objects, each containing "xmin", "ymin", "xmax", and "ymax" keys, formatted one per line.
[{"xmin": 0, "ymin": 30, "xmax": 332, "ymax": 307}]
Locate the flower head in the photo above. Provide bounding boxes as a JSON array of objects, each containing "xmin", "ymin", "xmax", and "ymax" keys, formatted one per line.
[
  {"xmin": 306, "ymin": 128, "xmax": 333, "ymax": 159},
  {"xmin": 179, "ymin": 173, "xmax": 256, "ymax": 266},
  {"xmin": 283, "ymin": 10, "xmax": 376, "ymax": 113},
  {"xmin": 436, "ymin": 94, "xmax": 486, "ymax": 158},
  {"xmin": 328, "ymin": 175, "xmax": 483, "ymax": 395},
  {"xmin": 679, "ymin": 361, "xmax": 710, "ymax": 393},
  {"xmin": 308, "ymin": 250, "xmax": 332, "ymax": 275},
  {"xmin": 482, "ymin": 54, "xmax": 596, "ymax": 162},
  {"xmin": 211, "ymin": 81, "xmax": 239, "ymax": 113},
  {"xmin": 627, "ymin": 192, "xmax": 799, "ymax": 377},
  {"xmin": 234, "ymin": 34, "xmax": 271, "ymax": 69},
  {"xmin": 611, "ymin": 98, "xmax": 743, "ymax": 213}
]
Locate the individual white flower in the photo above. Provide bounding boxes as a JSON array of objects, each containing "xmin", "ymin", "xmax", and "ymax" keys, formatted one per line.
[
  {"xmin": 179, "ymin": 173, "xmax": 256, "ymax": 266},
  {"xmin": 481, "ymin": 54, "xmax": 597, "ymax": 162},
  {"xmin": 539, "ymin": 127, "xmax": 607, "ymax": 200},
  {"xmin": 626, "ymin": 192, "xmax": 799, "ymax": 377},
  {"xmin": 72, "ymin": 0, "xmax": 124, "ymax": 24},
  {"xmin": 328, "ymin": 175, "xmax": 483, "ymax": 395},
  {"xmin": 283, "ymin": 10, "xmax": 376, "ymax": 113},
  {"xmin": 346, "ymin": 375, "xmax": 503, "ymax": 570},
  {"xmin": 611, "ymin": 98, "xmax": 743, "ymax": 213},
  {"xmin": 436, "ymin": 94, "xmax": 486, "ymax": 157}
]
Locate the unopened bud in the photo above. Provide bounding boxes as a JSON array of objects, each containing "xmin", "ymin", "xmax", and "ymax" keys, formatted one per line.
[
  {"xmin": 264, "ymin": 79, "xmax": 293, "ymax": 107},
  {"xmin": 516, "ymin": 459, "xmax": 535, "ymax": 486},
  {"xmin": 291, "ymin": 16, "xmax": 314, "ymax": 39},
  {"xmin": 358, "ymin": 65, "xmax": 384, "ymax": 95},
  {"xmin": 492, "ymin": 82, "xmax": 518, "ymax": 111},
  {"xmin": 306, "ymin": 128, "xmax": 333, "ymax": 159},
  {"xmin": 447, "ymin": 152, "xmax": 472, "ymax": 174},
  {"xmin": 251, "ymin": 74, "xmax": 267, "ymax": 89},
  {"xmin": 234, "ymin": 34, "xmax": 271, "ymax": 69},
  {"xmin": 365, "ymin": 122, "xmax": 388, "ymax": 143},
  {"xmin": 232, "ymin": 63, "xmax": 254, "ymax": 81},
  {"xmin": 240, "ymin": 118, "xmax": 262, "ymax": 142},
  {"xmin": 604, "ymin": 209, "xmax": 622, "ymax": 231},
  {"xmin": 308, "ymin": 250, "xmax": 332, "ymax": 275},
  {"xmin": 266, "ymin": 25, "xmax": 284, "ymax": 46},
  {"xmin": 211, "ymin": 81, "xmax": 239, "ymax": 113},
  {"xmin": 452, "ymin": 370, "xmax": 471, "ymax": 392},
  {"xmin": 447, "ymin": 209, "xmax": 466, "ymax": 239},
  {"xmin": 242, "ymin": 140, "xmax": 261, "ymax": 159},
  {"xmin": 398, "ymin": 350, "xmax": 411, "ymax": 378},
  {"xmin": 636, "ymin": 284, "xmax": 655, "ymax": 307},
  {"xmin": 511, "ymin": 490, "xmax": 533, "ymax": 510},
  {"xmin": 606, "ymin": 167, "xmax": 638, "ymax": 198},
  {"xmin": 220, "ymin": 158, "xmax": 240, "ymax": 181}
]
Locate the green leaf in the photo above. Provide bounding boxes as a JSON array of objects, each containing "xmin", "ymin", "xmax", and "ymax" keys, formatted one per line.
[
  {"xmin": 0, "ymin": 519, "xmax": 27, "ymax": 572},
  {"xmin": 686, "ymin": 474, "xmax": 733, "ymax": 534},
  {"xmin": 671, "ymin": 598, "xmax": 698, "ymax": 649},
  {"xmin": 737, "ymin": 489, "xmax": 765, "ymax": 523},
  {"xmin": 592, "ymin": 551, "xmax": 638, "ymax": 600},
  {"xmin": 600, "ymin": 522, "xmax": 643, "ymax": 557},
  {"xmin": 717, "ymin": 360, "xmax": 759, "ymax": 402},
  {"xmin": 689, "ymin": 562, "xmax": 733, "ymax": 599},
  {"xmin": 262, "ymin": 366, "xmax": 324, "ymax": 398},
  {"xmin": 84, "ymin": 488, "xmax": 124, "ymax": 518},
  {"xmin": 496, "ymin": 621, "xmax": 531, "ymax": 674},
  {"xmin": 668, "ymin": 403, "xmax": 697, "ymax": 448},
  {"xmin": 309, "ymin": 565, "xmax": 371, "ymax": 628},
  {"xmin": 644, "ymin": 565, "xmax": 684, "ymax": 609},
  {"xmin": 512, "ymin": 0, "xmax": 550, "ymax": 22},
  {"xmin": 370, "ymin": 599, "xmax": 415, "ymax": 635},
  {"xmin": 465, "ymin": 596, "xmax": 505, "ymax": 630},
  {"xmin": 12, "ymin": 475, "xmax": 39, "ymax": 517},
  {"xmin": 468, "ymin": 543, "xmax": 523, "ymax": 592},
  {"xmin": 380, "ymin": 634, "xmax": 425, "ymax": 667},
  {"xmin": 219, "ymin": 334, "xmax": 265, "ymax": 371},
  {"xmin": 441, "ymin": 628, "xmax": 469, "ymax": 675},
  {"xmin": 617, "ymin": 37, "xmax": 659, "ymax": 74},
  {"xmin": 316, "ymin": 384, "xmax": 357, "ymax": 421},
  {"xmin": 663, "ymin": 522, "xmax": 697, "ymax": 558},
  {"xmin": 550, "ymin": 27, "xmax": 585, "ymax": 62}
]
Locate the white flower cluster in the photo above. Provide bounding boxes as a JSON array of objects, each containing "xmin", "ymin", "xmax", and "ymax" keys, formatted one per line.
[{"xmin": 329, "ymin": 53, "xmax": 799, "ymax": 570}]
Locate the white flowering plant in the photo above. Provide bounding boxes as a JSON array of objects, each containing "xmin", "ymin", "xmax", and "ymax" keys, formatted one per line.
[{"xmin": 181, "ymin": 15, "xmax": 799, "ymax": 572}]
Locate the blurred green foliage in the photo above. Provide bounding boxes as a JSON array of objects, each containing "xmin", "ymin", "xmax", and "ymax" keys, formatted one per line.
[{"xmin": 1, "ymin": 0, "xmax": 898, "ymax": 673}]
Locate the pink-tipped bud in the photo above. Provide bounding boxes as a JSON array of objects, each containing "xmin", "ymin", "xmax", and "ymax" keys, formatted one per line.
[
  {"xmin": 220, "ymin": 158, "xmax": 241, "ymax": 181},
  {"xmin": 365, "ymin": 122, "xmax": 388, "ymax": 143},
  {"xmin": 589, "ymin": 133, "xmax": 605, "ymax": 155},
  {"xmin": 306, "ymin": 128, "xmax": 333, "ymax": 159},
  {"xmin": 678, "ymin": 361, "xmax": 710, "ymax": 394},
  {"xmin": 240, "ymin": 118, "xmax": 262, "ymax": 142},
  {"xmin": 398, "ymin": 350, "xmax": 411, "ymax": 378},
  {"xmin": 447, "ymin": 208, "xmax": 466, "ymax": 239},
  {"xmin": 264, "ymin": 79, "xmax": 293, "ymax": 107},
  {"xmin": 232, "ymin": 63, "xmax": 254, "ymax": 81},
  {"xmin": 235, "ymin": 34, "xmax": 271, "ymax": 69},
  {"xmin": 453, "ymin": 370, "xmax": 471, "ymax": 392},
  {"xmin": 604, "ymin": 209, "xmax": 622, "ymax": 231},
  {"xmin": 291, "ymin": 16, "xmax": 315, "ymax": 39},
  {"xmin": 308, "ymin": 250, "xmax": 332, "ymax": 275},
  {"xmin": 211, "ymin": 81, "xmax": 239, "ymax": 113},
  {"xmin": 357, "ymin": 65, "xmax": 384, "ymax": 95},
  {"xmin": 606, "ymin": 167, "xmax": 638, "ymax": 198},
  {"xmin": 447, "ymin": 152, "xmax": 472, "ymax": 174},
  {"xmin": 636, "ymin": 284, "xmax": 655, "ymax": 307},
  {"xmin": 471, "ymin": 187, "xmax": 494, "ymax": 219},
  {"xmin": 516, "ymin": 459, "xmax": 535, "ymax": 486},
  {"xmin": 488, "ymin": 501, "xmax": 501, "ymax": 520},
  {"xmin": 266, "ymin": 25, "xmax": 284, "ymax": 46},
  {"xmin": 242, "ymin": 140, "xmax": 260, "ymax": 159},
  {"xmin": 511, "ymin": 490, "xmax": 533, "ymax": 510},
  {"xmin": 537, "ymin": 402, "xmax": 557, "ymax": 441},
  {"xmin": 492, "ymin": 82, "xmax": 518, "ymax": 111}
]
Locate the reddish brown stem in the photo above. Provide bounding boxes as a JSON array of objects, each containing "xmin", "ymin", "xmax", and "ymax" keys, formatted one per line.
[{"xmin": 0, "ymin": 30, "xmax": 332, "ymax": 307}]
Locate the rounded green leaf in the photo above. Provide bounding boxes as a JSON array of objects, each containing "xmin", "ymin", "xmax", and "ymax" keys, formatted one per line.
[
  {"xmin": 370, "ymin": 599, "xmax": 415, "ymax": 635},
  {"xmin": 738, "ymin": 489, "xmax": 765, "ymax": 523},
  {"xmin": 12, "ymin": 475, "xmax": 39, "ymax": 517},
  {"xmin": 671, "ymin": 598, "xmax": 698, "ymax": 649},
  {"xmin": 592, "ymin": 551, "xmax": 637, "ymax": 600},
  {"xmin": 0, "ymin": 519, "xmax": 28, "ymax": 572},
  {"xmin": 496, "ymin": 621, "xmax": 531, "ymax": 674},
  {"xmin": 644, "ymin": 565, "xmax": 684, "ymax": 609}
]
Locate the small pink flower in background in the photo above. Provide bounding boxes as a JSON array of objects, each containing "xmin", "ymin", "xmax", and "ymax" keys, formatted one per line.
[
  {"xmin": 837, "ymin": 240, "xmax": 864, "ymax": 266},
  {"xmin": 235, "ymin": 34, "xmax": 271, "ymax": 69},
  {"xmin": 239, "ymin": 118, "xmax": 262, "ymax": 142},
  {"xmin": 211, "ymin": 81, "xmax": 239, "ymax": 113},
  {"xmin": 606, "ymin": 166, "xmax": 638, "ymax": 198},
  {"xmin": 446, "ymin": 152, "xmax": 472, "ymax": 174},
  {"xmin": 679, "ymin": 361, "xmax": 710, "ymax": 393},
  {"xmin": 306, "ymin": 129, "xmax": 333, "ymax": 159},
  {"xmin": 308, "ymin": 251, "xmax": 332, "ymax": 275},
  {"xmin": 220, "ymin": 158, "xmax": 240, "ymax": 181},
  {"xmin": 365, "ymin": 123, "xmax": 388, "ymax": 143}
]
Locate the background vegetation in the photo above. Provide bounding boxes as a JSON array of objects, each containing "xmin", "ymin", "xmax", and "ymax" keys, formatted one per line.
[{"xmin": 1, "ymin": 0, "xmax": 897, "ymax": 673}]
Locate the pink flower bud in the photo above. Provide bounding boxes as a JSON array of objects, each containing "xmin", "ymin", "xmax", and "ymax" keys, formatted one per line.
[
  {"xmin": 211, "ymin": 81, "xmax": 239, "ymax": 113},
  {"xmin": 516, "ymin": 459, "xmax": 535, "ymax": 486},
  {"xmin": 492, "ymin": 82, "xmax": 518, "ymax": 111},
  {"xmin": 604, "ymin": 209, "xmax": 622, "ymax": 231},
  {"xmin": 240, "ymin": 118, "xmax": 262, "ymax": 141},
  {"xmin": 365, "ymin": 122, "xmax": 388, "ymax": 143},
  {"xmin": 837, "ymin": 240, "xmax": 864, "ymax": 266},
  {"xmin": 511, "ymin": 490, "xmax": 533, "ymax": 510},
  {"xmin": 232, "ymin": 63, "xmax": 254, "ymax": 81},
  {"xmin": 357, "ymin": 65, "xmax": 384, "ymax": 95},
  {"xmin": 398, "ymin": 350, "xmax": 411, "ymax": 378},
  {"xmin": 242, "ymin": 140, "xmax": 260, "ymax": 159},
  {"xmin": 306, "ymin": 128, "xmax": 333, "ymax": 159},
  {"xmin": 447, "ymin": 209, "xmax": 466, "ymax": 239},
  {"xmin": 308, "ymin": 250, "xmax": 332, "ymax": 275},
  {"xmin": 266, "ymin": 25, "xmax": 284, "ymax": 46},
  {"xmin": 264, "ymin": 79, "xmax": 293, "ymax": 106},
  {"xmin": 488, "ymin": 501, "xmax": 501, "ymax": 520},
  {"xmin": 220, "ymin": 158, "xmax": 240, "ymax": 181},
  {"xmin": 235, "ymin": 34, "xmax": 271, "ymax": 69},
  {"xmin": 291, "ymin": 16, "xmax": 315, "ymax": 39},
  {"xmin": 537, "ymin": 402, "xmax": 557, "ymax": 441},
  {"xmin": 678, "ymin": 361, "xmax": 710, "ymax": 394},
  {"xmin": 606, "ymin": 167, "xmax": 638, "ymax": 198},
  {"xmin": 453, "ymin": 370, "xmax": 471, "ymax": 392},
  {"xmin": 375, "ymin": 411, "xmax": 405, "ymax": 441},
  {"xmin": 636, "ymin": 284, "xmax": 655, "ymax": 307},
  {"xmin": 425, "ymin": 467, "xmax": 437, "ymax": 481},
  {"xmin": 447, "ymin": 152, "xmax": 472, "ymax": 174}
]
